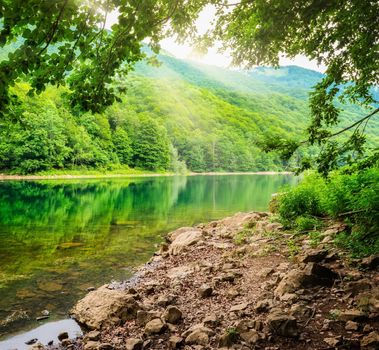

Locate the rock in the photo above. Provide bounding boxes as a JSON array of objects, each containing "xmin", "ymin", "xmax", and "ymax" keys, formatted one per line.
[
  {"xmin": 345, "ymin": 320, "xmax": 359, "ymax": 331},
  {"xmin": 37, "ymin": 281, "xmax": 63, "ymax": 292},
  {"xmin": 167, "ymin": 265, "xmax": 194, "ymax": 279},
  {"xmin": 210, "ymin": 242, "xmax": 233, "ymax": 249},
  {"xmin": 240, "ymin": 330, "xmax": 259, "ymax": 345},
  {"xmin": 167, "ymin": 227, "xmax": 198, "ymax": 242},
  {"xmin": 168, "ymin": 336, "xmax": 183, "ymax": 349},
  {"xmin": 361, "ymin": 331, "xmax": 379, "ymax": 349},
  {"xmin": 203, "ymin": 314, "xmax": 219, "ymax": 328},
  {"xmin": 364, "ymin": 325, "xmax": 374, "ymax": 333},
  {"xmin": 125, "ymin": 338, "xmax": 143, "ymax": 350},
  {"xmin": 169, "ymin": 229, "xmax": 203, "ymax": 255},
  {"xmin": 356, "ymin": 288, "xmax": 379, "ymax": 314},
  {"xmin": 198, "ymin": 284, "xmax": 213, "ymax": 298},
  {"xmin": 41, "ymin": 310, "xmax": 49, "ymax": 316},
  {"xmin": 144, "ymin": 318, "xmax": 166, "ymax": 334},
  {"xmin": 266, "ymin": 222, "xmax": 283, "ymax": 231},
  {"xmin": 230, "ymin": 303, "xmax": 249, "ymax": 312},
  {"xmin": 61, "ymin": 339, "xmax": 71, "ymax": 347},
  {"xmin": 157, "ymin": 294, "xmax": 176, "ymax": 307},
  {"xmin": 290, "ymin": 303, "xmax": 313, "ymax": 318},
  {"xmin": 324, "ymin": 337, "xmax": 342, "ymax": 347},
  {"xmin": 339, "ymin": 309, "xmax": 367, "ymax": 322},
  {"xmin": 163, "ymin": 306, "xmax": 182, "ymax": 324},
  {"xmin": 275, "ymin": 263, "xmax": 337, "ymax": 298},
  {"xmin": 346, "ymin": 279, "xmax": 372, "ymax": 296},
  {"xmin": 226, "ymin": 288, "xmax": 240, "ymax": 299},
  {"xmin": 84, "ymin": 341, "xmax": 100, "ymax": 350},
  {"xmin": 299, "ymin": 249, "xmax": 328, "ymax": 263},
  {"xmin": 255, "ymin": 299, "xmax": 273, "ymax": 313},
  {"xmin": 361, "ymin": 255, "xmax": 379, "ymax": 270},
  {"xmin": 267, "ymin": 311, "xmax": 298, "ymax": 338},
  {"xmin": 29, "ymin": 342, "xmax": 45, "ymax": 350},
  {"xmin": 71, "ymin": 285, "xmax": 141, "ymax": 329},
  {"xmin": 58, "ymin": 332, "xmax": 69, "ymax": 341},
  {"xmin": 302, "ymin": 263, "xmax": 338, "ymax": 286},
  {"xmin": 85, "ymin": 331, "xmax": 101, "ymax": 341},
  {"xmin": 182, "ymin": 324, "xmax": 214, "ymax": 338},
  {"xmin": 258, "ymin": 267, "xmax": 274, "ymax": 278},
  {"xmin": 185, "ymin": 330, "xmax": 209, "ymax": 346},
  {"xmin": 136, "ymin": 310, "xmax": 161, "ymax": 326},
  {"xmin": 25, "ymin": 339, "xmax": 38, "ymax": 345}
]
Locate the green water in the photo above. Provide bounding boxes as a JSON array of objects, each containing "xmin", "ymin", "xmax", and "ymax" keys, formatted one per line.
[{"xmin": 0, "ymin": 174, "xmax": 295, "ymax": 338}]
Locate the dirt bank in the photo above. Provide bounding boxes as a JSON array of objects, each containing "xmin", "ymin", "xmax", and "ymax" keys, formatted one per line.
[{"xmin": 30, "ymin": 212, "xmax": 379, "ymax": 350}]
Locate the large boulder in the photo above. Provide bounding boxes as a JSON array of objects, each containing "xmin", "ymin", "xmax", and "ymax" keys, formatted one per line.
[
  {"xmin": 71, "ymin": 285, "xmax": 140, "ymax": 329},
  {"xmin": 168, "ymin": 229, "xmax": 203, "ymax": 255},
  {"xmin": 275, "ymin": 263, "xmax": 337, "ymax": 298}
]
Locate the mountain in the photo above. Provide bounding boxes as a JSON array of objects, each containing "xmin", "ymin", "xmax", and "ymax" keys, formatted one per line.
[{"xmin": 0, "ymin": 46, "xmax": 377, "ymax": 174}]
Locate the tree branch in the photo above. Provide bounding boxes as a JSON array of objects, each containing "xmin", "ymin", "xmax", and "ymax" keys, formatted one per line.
[{"xmin": 328, "ymin": 107, "xmax": 379, "ymax": 139}]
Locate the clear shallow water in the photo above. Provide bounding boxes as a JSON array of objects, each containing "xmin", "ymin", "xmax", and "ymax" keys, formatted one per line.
[{"xmin": 0, "ymin": 174, "xmax": 296, "ymax": 342}]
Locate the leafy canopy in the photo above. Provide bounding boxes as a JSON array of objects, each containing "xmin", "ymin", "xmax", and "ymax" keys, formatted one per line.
[
  {"xmin": 0, "ymin": 0, "xmax": 201, "ymax": 112},
  {"xmin": 1, "ymin": 0, "xmax": 378, "ymax": 173}
]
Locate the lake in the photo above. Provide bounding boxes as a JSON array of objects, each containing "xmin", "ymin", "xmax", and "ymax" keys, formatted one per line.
[{"xmin": 0, "ymin": 174, "xmax": 295, "ymax": 342}]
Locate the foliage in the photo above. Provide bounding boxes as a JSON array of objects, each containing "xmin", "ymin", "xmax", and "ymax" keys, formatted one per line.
[
  {"xmin": 0, "ymin": 48, "xmax": 377, "ymax": 175},
  {"xmin": 0, "ymin": 0, "xmax": 201, "ymax": 112},
  {"xmin": 277, "ymin": 167, "xmax": 379, "ymax": 256},
  {"xmin": 185, "ymin": 0, "xmax": 379, "ymax": 174},
  {"xmin": 294, "ymin": 216, "xmax": 323, "ymax": 233},
  {"xmin": 277, "ymin": 174, "xmax": 325, "ymax": 227},
  {"xmin": 112, "ymin": 128, "xmax": 133, "ymax": 165},
  {"xmin": 130, "ymin": 114, "xmax": 170, "ymax": 171}
]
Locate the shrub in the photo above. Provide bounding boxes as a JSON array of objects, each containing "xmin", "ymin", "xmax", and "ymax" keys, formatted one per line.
[
  {"xmin": 277, "ymin": 173, "xmax": 325, "ymax": 227},
  {"xmin": 277, "ymin": 166, "xmax": 379, "ymax": 257}
]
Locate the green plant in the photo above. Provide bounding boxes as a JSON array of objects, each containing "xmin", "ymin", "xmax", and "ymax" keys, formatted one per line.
[
  {"xmin": 233, "ymin": 229, "xmax": 252, "ymax": 245},
  {"xmin": 287, "ymin": 238, "xmax": 300, "ymax": 260},
  {"xmin": 226, "ymin": 328, "xmax": 239, "ymax": 342},
  {"xmin": 277, "ymin": 168, "xmax": 379, "ymax": 257},
  {"xmin": 327, "ymin": 309, "xmax": 340, "ymax": 320},
  {"xmin": 294, "ymin": 216, "xmax": 323, "ymax": 232},
  {"xmin": 309, "ymin": 231, "xmax": 322, "ymax": 248}
]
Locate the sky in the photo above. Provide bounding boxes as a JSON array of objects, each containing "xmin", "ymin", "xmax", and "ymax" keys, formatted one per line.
[{"xmin": 108, "ymin": 5, "xmax": 326, "ymax": 73}]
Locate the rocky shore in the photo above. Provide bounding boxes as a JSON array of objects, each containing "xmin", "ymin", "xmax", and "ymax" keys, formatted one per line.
[{"xmin": 30, "ymin": 212, "xmax": 378, "ymax": 350}]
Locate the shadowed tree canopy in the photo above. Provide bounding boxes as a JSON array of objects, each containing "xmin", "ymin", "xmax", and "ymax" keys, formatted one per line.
[{"xmin": 0, "ymin": 0, "xmax": 378, "ymax": 174}]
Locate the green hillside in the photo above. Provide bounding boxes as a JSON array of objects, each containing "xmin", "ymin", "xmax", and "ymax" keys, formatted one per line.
[{"xmin": 0, "ymin": 49, "xmax": 377, "ymax": 174}]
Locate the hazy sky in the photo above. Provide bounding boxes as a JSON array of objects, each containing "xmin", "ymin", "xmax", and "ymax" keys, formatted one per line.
[{"xmin": 108, "ymin": 6, "xmax": 326, "ymax": 73}]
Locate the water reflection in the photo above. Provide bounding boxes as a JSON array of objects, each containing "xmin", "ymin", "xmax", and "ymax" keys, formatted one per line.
[{"xmin": 0, "ymin": 174, "xmax": 295, "ymax": 338}]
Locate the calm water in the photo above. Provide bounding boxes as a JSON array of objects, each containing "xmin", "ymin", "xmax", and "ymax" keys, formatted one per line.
[{"xmin": 0, "ymin": 174, "xmax": 295, "ymax": 340}]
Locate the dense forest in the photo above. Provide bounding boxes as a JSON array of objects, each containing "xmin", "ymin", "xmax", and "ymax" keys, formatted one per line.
[{"xmin": 0, "ymin": 48, "xmax": 377, "ymax": 174}]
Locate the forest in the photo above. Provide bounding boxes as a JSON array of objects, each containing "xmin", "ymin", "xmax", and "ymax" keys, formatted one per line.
[{"xmin": 0, "ymin": 49, "xmax": 376, "ymax": 174}]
